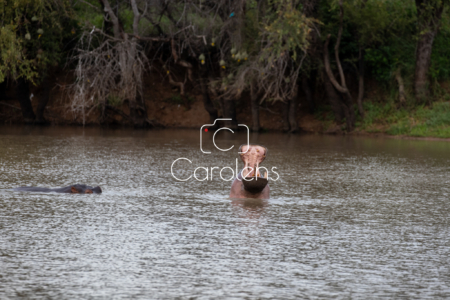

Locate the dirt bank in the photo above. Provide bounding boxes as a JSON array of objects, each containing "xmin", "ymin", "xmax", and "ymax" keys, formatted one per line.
[
  {"xmin": 2, "ymin": 72, "xmax": 450, "ymax": 142},
  {"xmin": 0, "ymin": 72, "xmax": 327, "ymax": 133}
]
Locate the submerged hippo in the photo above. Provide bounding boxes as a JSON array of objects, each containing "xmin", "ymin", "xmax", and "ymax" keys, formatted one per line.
[
  {"xmin": 13, "ymin": 184, "xmax": 102, "ymax": 194},
  {"xmin": 229, "ymin": 144, "xmax": 270, "ymax": 199}
]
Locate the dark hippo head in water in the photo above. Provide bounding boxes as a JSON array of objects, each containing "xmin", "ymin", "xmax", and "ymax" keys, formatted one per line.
[
  {"xmin": 13, "ymin": 184, "xmax": 102, "ymax": 194},
  {"xmin": 65, "ymin": 184, "xmax": 102, "ymax": 194},
  {"xmin": 229, "ymin": 144, "xmax": 269, "ymax": 199}
]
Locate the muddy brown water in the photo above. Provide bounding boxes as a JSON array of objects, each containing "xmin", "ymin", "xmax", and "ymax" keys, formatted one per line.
[{"xmin": 0, "ymin": 126, "xmax": 449, "ymax": 299}]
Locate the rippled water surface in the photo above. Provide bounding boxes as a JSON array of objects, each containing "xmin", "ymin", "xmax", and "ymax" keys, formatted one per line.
[{"xmin": 0, "ymin": 126, "xmax": 449, "ymax": 299}]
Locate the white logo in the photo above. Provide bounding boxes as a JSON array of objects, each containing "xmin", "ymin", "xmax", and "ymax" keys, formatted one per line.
[
  {"xmin": 170, "ymin": 120, "xmax": 280, "ymax": 182},
  {"xmin": 200, "ymin": 118, "xmax": 249, "ymax": 154}
]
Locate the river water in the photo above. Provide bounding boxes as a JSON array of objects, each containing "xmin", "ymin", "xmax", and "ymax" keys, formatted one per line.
[{"xmin": 0, "ymin": 126, "xmax": 449, "ymax": 299}]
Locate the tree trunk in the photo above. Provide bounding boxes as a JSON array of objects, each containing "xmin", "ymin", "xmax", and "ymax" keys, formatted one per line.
[
  {"xmin": 250, "ymin": 82, "xmax": 260, "ymax": 132},
  {"xmin": 223, "ymin": 98, "xmax": 238, "ymax": 130},
  {"xmin": 200, "ymin": 76, "xmax": 218, "ymax": 124},
  {"xmin": 128, "ymin": 94, "xmax": 148, "ymax": 128},
  {"xmin": 0, "ymin": 81, "xmax": 7, "ymax": 101},
  {"xmin": 281, "ymin": 101, "xmax": 290, "ymax": 132},
  {"xmin": 323, "ymin": 71, "xmax": 344, "ymax": 123},
  {"xmin": 301, "ymin": 76, "xmax": 315, "ymax": 114},
  {"xmin": 128, "ymin": 99, "xmax": 139, "ymax": 127},
  {"xmin": 16, "ymin": 78, "xmax": 35, "ymax": 124},
  {"xmin": 415, "ymin": 29, "xmax": 438, "ymax": 103},
  {"xmin": 357, "ymin": 45, "xmax": 365, "ymax": 118},
  {"xmin": 414, "ymin": 0, "xmax": 445, "ymax": 103},
  {"xmin": 323, "ymin": 0, "xmax": 355, "ymax": 131},
  {"xmin": 395, "ymin": 68, "xmax": 407, "ymax": 105},
  {"xmin": 342, "ymin": 92, "xmax": 355, "ymax": 131},
  {"xmin": 288, "ymin": 84, "xmax": 299, "ymax": 133},
  {"xmin": 36, "ymin": 77, "xmax": 51, "ymax": 124},
  {"xmin": 414, "ymin": 30, "xmax": 437, "ymax": 103},
  {"xmin": 99, "ymin": 101, "xmax": 108, "ymax": 124}
]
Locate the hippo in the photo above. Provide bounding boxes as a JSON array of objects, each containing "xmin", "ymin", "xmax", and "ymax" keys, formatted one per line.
[
  {"xmin": 229, "ymin": 144, "xmax": 270, "ymax": 199},
  {"xmin": 13, "ymin": 184, "xmax": 102, "ymax": 194}
]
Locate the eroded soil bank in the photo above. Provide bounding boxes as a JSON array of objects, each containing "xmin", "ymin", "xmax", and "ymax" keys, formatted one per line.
[
  {"xmin": 0, "ymin": 72, "xmax": 327, "ymax": 132},
  {"xmin": 2, "ymin": 72, "xmax": 450, "ymax": 140}
]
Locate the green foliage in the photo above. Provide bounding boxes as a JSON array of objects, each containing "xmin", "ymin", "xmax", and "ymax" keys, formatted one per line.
[
  {"xmin": 417, "ymin": 102, "xmax": 450, "ymax": 127},
  {"xmin": 364, "ymin": 47, "xmax": 394, "ymax": 83},
  {"xmin": 344, "ymin": 0, "xmax": 416, "ymax": 45},
  {"xmin": 73, "ymin": 1, "xmax": 102, "ymax": 28},
  {"xmin": 0, "ymin": 25, "xmax": 36, "ymax": 82},
  {"xmin": 364, "ymin": 41, "xmax": 416, "ymax": 85},
  {"xmin": 0, "ymin": 0, "xmax": 77, "ymax": 83},
  {"xmin": 340, "ymin": 0, "xmax": 416, "ymax": 85},
  {"xmin": 262, "ymin": 1, "xmax": 311, "ymax": 62},
  {"xmin": 360, "ymin": 101, "xmax": 450, "ymax": 138},
  {"xmin": 430, "ymin": 10, "xmax": 450, "ymax": 81},
  {"xmin": 221, "ymin": 0, "xmax": 313, "ymax": 101},
  {"xmin": 119, "ymin": 9, "xmax": 134, "ymax": 31},
  {"xmin": 314, "ymin": 105, "xmax": 336, "ymax": 121}
]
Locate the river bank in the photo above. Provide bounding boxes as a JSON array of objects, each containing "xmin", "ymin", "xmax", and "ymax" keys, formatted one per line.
[{"xmin": 1, "ymin": 73, "xmax": 450, "ymax": 139}]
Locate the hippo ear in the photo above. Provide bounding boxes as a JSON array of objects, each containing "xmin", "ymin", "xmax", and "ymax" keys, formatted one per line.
[{"xmin": 71, "ymin": 186, "xmax": 79, "ymax": 193}]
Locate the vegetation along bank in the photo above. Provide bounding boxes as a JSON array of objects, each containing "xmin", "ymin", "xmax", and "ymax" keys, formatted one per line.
[{"xmin": 1, "ymin": 0, "xmax": 450, "ymax": 138}]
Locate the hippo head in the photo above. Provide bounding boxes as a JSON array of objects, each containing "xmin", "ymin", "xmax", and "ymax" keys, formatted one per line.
[
  {"xmin": 239, "ymin": 144, "xmax": 269, "ymax": 194},
  {"xmin": 70, "ymin": 184, "xmax": 102, "ymax": 194}
]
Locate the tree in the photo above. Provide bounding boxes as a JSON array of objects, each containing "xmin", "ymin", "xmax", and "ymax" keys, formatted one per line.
[
  {"xmin": 0, "ymin": 0, "xmax": 76, "ymax": 124},
  {"xmin": 220, "ymin": 0, "xmax": 312, "ymax": 132},
  {"xmin": 69, "ymin": 0, "xmax": 151, "ymax": 127},
  {"xmin": 414, "ymin": 0, "xmax": 447, "ymax": 103},
  {"xmin": 68, "ymin": 0, "xmax": 312, "ymax": 131},
  {"xmin": 323, "ymin": 0, "xmax": 356, "ymax": 131}
]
